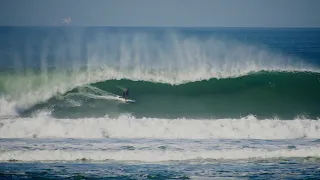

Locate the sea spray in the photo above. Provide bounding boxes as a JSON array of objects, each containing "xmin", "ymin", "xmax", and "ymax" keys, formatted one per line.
[{"xmin": 0, "ymin": 27, "xmax": 319, "ymax": 117}]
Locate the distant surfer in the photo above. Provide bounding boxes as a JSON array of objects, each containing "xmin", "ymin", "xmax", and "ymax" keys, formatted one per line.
[{"xmin": 122, "ymin": 88, "xmax": 129, "ymax": 100}]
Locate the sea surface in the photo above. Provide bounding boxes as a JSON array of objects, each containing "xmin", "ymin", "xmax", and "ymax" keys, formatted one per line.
[{"xmin": 0, "ymin": 26, "xmax": 320, "ymax": 179}]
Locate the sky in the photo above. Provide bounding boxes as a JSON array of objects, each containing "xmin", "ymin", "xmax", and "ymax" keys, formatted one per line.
[{"xmin": 0, "ymin": 0, "xmax": 319, "ymax": 27}]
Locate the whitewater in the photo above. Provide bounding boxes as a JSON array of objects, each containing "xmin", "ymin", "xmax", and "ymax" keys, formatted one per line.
[{"xmin": 1, "ymin": 113, "xmax": 320, "ymax": 139}]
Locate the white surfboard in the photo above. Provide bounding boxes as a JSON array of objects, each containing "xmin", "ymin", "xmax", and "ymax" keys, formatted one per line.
[{"xmin": 116, "ymin": 96, "xmax": 136, "ymax": 103}]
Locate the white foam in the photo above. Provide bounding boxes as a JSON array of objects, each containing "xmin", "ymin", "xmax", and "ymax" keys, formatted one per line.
[
  {"xmin": 0, "ymin": 96, "xmax": 18, "ymax": 116},
  {"xmin": 1, "ymin": 147, "xmax": 319, "ymax": 162},
  {"xmin": 1, "ymin": 115, "xmax": 319, "ymax": 139}
]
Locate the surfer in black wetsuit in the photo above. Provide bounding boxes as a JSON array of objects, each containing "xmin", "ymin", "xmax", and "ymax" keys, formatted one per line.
[{"xmin": 122, "ymin": 88, "xmax": 129, "ymax": 99}]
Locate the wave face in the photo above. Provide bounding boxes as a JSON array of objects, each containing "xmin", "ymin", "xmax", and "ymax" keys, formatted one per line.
[
  {"xmin": 0, "ymin": 27, "xmax": 320, "ymax": 119},
  {"xmin": 17, "ymin": 71, "xmax": 320, "ymax": 119}
]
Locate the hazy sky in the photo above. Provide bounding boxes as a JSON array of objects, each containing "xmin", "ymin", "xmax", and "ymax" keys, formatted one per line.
[{"xmin": 0, "ymin": 0, "xmax": 319, "ymax": 27}]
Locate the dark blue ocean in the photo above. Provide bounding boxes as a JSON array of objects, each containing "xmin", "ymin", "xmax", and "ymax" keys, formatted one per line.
[{"xmin": 0, "ymin": 27, "xmax": 320, "ymax": 179}]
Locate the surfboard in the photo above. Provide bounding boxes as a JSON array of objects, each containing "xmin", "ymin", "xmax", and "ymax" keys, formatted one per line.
[{"xmin": 116, "ymin": 95, "xmax": 136, "ymax": 103}]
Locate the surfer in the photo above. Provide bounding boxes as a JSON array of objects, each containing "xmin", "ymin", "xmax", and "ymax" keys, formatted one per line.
[{"xmin": 122, "ymin": 88, "xmax": 129, "ymax": 100}]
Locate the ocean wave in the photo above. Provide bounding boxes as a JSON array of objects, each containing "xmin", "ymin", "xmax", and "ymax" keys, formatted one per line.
[
  {"xmin": 0, "ymin": 28, "xmax": 319, "ymax": 116},
  {"xmin": 14, "ymin": 71, "xmax": 319, "ymax": 119}
]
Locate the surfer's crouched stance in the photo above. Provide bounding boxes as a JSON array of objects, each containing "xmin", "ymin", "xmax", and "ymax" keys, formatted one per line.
[{"xmin": 122, "ymin": 88, "xmax": 129, "ymax": 99}]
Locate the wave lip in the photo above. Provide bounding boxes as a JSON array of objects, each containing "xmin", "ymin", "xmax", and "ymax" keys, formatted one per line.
[{"xmin": 1, "ymin": 115, "xmax": 319, "ymax": 139}]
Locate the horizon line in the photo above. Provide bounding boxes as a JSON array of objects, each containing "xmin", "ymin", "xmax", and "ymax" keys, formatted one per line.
[{"xmin": 1, "ymin": 25, "xmax": 320, "ymax": 29}]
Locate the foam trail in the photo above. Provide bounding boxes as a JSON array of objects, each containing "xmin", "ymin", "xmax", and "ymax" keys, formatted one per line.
[
  {"xmin": 1, "ymin": 148, "xmax": 319, "ymax": 162},
  {"xmin": 75, "ymin": 85, "xmax": 121, "ymax": 100},
  {"xmin": 1, "ymin": 114, "xmax": 319, "ymax": 139}
]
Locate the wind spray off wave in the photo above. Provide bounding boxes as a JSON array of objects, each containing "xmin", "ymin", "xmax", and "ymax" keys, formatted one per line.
[{"xmin": 0, "ymin": 27, "xmax": 319, "ymax": 118}]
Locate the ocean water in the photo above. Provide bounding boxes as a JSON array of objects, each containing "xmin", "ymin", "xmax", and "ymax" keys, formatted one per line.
[{"xmin": 0, "ymin": 26, "xmax": 320, "ymax": 179}]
